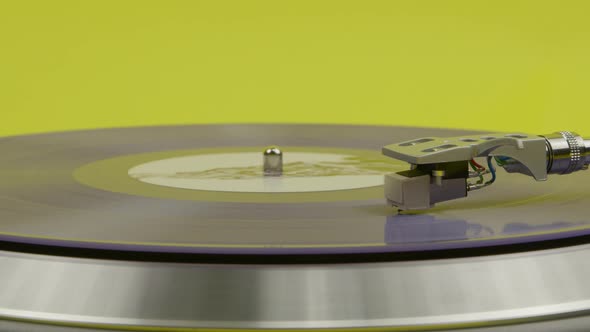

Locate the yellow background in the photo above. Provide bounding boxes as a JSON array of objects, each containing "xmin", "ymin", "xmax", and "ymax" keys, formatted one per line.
[{"xmin": 1, "ymin": 0, "xmax": 589, "ymax": 137}]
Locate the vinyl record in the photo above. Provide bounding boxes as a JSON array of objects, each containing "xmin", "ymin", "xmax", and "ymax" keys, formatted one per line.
[{"xmin": 0, "ymin": 124, "xmax": 589, "ymax": 262}]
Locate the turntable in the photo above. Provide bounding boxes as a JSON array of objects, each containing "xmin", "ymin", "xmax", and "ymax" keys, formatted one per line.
[{"xmin": 0, "ymin": 124, "xmax": 589, "ymax": 332}]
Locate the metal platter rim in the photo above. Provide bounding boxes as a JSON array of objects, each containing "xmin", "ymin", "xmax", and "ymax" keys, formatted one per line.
[{"xmin": 1, "ymin": 243, "xmax": 590, "ymax": 331}]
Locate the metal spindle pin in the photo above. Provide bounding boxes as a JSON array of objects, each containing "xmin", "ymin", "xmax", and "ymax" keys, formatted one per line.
[{"xmin": 263, "ymin": 146, "xmax": 283, "ymax": 176}]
